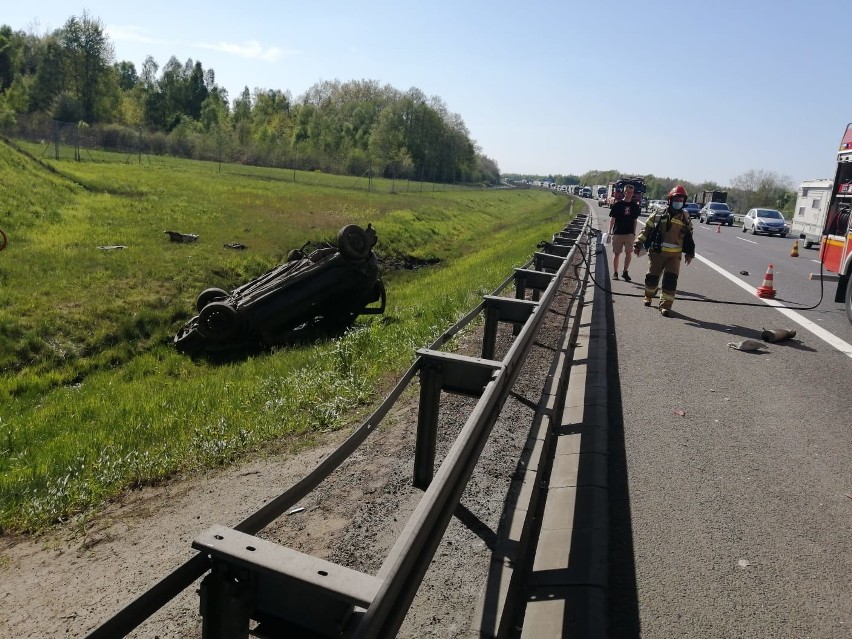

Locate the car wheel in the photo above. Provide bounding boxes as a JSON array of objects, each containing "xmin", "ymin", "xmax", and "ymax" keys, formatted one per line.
[
  {"xmin": 728, "ymin": 221, "xmax": 733, "ymax": 226},
  {"xmin": 197, "ymin": 301, "xmax": 239, "ymax": 341},
  {"xmin": 751, "ymin": 227, "xmax": 757, "ymax": 235},
  {"xmin": 742, "ymin": 224, "xmax": 747, "ymax": 233},
  {"xmin": 173, "ymin": 319, "xmax": 206, "ymax": 355},
  {"xmin": 337, "ymin": 224, "xmax": 372, "ymax": 261},
  {"xmin": 780, "ymin": 232, "xmax": 787, "ymax": 238},
  {"xmin": 196, "ymin": 287, "xmax": 229, "ymax": 312},
  {"xmin": 804, "ymin": 240, "xmax": 813, "ymax": 249}
]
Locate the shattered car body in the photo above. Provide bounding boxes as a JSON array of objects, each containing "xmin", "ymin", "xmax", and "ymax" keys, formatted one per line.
[{"xmin": 174, "ymin": 224, "xmax": 385, "ymax": 354}]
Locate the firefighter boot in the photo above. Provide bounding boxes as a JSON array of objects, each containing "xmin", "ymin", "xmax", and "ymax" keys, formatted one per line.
[
  {"xmin": 659, "ymin": 300, "xmax": 672, "ymax": 317},
  {"xmin": 643, "ymin": 296, "xmax": 652, "ymax": 307}
]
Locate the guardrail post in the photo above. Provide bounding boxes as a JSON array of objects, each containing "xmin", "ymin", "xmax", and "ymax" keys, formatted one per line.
[
  {"xmin": 414, "ymin": 358, "xmax": 442, "ymax": 489},
  {"xmin": 481, "ymin": 297, "xmax": 538, "ymax": 360},
  {"xmin": 193, "ymin": 526, "xmax": 383, "ymax": 637},
  {"xmin": 482, "ymin": 303, "xmax": 500, "ymax": 360},
  {"xmin": 198, "ymin": 563, "xmax": 251, "ymax": 639},
  {"xmin": 513, "ymin": 268, "xmax": 555, "ymax": 324},
  {"xmin": 533, "ymin": 251, "xmax": 567, "ymax": 273},
  {"xmin": 413, "ymin": 350, "xmax": 504, "ymax": 489}
]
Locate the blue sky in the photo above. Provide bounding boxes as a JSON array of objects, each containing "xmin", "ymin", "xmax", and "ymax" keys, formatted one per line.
[{"xmin": 5, "ymin": 1, "xmax": 850, "ymax": 187}]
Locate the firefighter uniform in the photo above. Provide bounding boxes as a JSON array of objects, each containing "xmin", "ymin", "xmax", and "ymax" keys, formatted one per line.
[{"xmin": 634, "ymin": 205, "xmax": 695, "ymax": 314}]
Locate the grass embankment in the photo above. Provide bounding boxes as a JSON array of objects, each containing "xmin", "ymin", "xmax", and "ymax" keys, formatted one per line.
[{"xmin": 0, "ymin": 141, "xmax": 576, "ymax": 532}]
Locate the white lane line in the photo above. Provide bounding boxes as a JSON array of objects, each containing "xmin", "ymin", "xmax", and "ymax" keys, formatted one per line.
[
  {"xmin": 736, "ymin": 237, "xmax": 758, "ymax": 244},
  {"xmin": 694, "ymin": 254, "xmax": 852, "ymax": 358},
  {"xmin": 811, "ymin": 259, "xmax": 821, "ymax": 264}
]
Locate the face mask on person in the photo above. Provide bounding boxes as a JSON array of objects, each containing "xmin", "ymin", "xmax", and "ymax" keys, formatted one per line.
[{"xmin": 671, "ymin": 201, "xmax": 684, "ymax": 210}]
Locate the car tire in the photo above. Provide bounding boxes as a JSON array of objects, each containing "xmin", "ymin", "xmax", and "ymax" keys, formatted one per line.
[
  {"xmin": 196, "ymin": 287, "xmax": 229, "ymax": 312},
  {"xmin": 780, "ymin": 232, "xmax": 787, "ymax": 238},
  {"xmin": 337, "ymin": 224, "xmax": 372, "ymax": 261},
  {"xmin": 751, "ymin": 227, "xmax": 757, "ymax": 235},
  {"xmin": 728, "ymin": 221, "xmax": 733, "ymax": 226},
  {"xmin": 742, "ymin": 224, "xmax": 747, "ymax": 233},
  {"xmin": 173, "ymin": 319, "xmax": 206, "ymax": 355},
  {"xmin": 804, "ymin": 240, "xmax": 814, "ymax": 249},
  {"xmin": 197, "ymin": 301, "xmax": 239, "ymax": 341}
]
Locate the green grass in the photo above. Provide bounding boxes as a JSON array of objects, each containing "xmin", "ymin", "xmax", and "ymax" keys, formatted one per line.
[{"xmin": 0, "ymin": 140, "xmax": 575, "ymax": 532}]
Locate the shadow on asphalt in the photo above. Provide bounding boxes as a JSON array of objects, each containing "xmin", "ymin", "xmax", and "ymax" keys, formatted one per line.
[
  {"xmin": 602, "ymin": 254, "xmax": 642, "ymax": 638},
  {"xmin": 676, "ymin": 315, "xmax": 763, "ymax": 340}
]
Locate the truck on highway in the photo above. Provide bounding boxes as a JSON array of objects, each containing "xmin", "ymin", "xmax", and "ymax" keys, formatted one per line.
[
  {"xmin": 694, "ymin": 190, "xmax": 728, "ymax": 206},
  {"xmin": 792, "ymin": 179, "xmax": 832, "ymax": 249},
  {"xmin": 817, "ymin": 122, "xmax": 852, "ymax": 322},
  {"xmin": 605, "ymin": 176, "xmax": 646, "ymax": 208}
]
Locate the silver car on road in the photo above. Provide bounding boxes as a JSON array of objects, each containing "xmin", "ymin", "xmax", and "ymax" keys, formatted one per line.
[{"xmin": 742, "ymin": 208, "xmax": 790, "ymax": 237}]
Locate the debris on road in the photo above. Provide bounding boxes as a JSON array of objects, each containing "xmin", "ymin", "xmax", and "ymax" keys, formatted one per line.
[
  {"xmin": 761, "ymin": 327, "xmax": 797, "ymax": 343},
  {"xmin": 728, "ymin": 339, "xmax": 769, "ymax": 352}
]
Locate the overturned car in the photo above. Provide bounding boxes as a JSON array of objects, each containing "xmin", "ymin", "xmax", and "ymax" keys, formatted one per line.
[{"xmin": 174, "ymin": 224, "xmax": 385, "ymax": 354}]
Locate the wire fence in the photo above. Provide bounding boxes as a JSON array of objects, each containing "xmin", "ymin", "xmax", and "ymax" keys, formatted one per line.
[{"xmin": 6, "ymin": 115, "xmax": 492, "ymax": 195}]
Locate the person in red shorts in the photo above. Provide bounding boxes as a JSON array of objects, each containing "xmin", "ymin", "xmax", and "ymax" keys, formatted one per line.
[{"xmin": 608, "ymin": 183, "xmax": 641, "ymax": 281}]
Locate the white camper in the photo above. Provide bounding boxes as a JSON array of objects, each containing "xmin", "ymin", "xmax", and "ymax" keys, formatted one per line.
[{"xmin": 792, "ymin": 179, "xmax": 832, "ymax": 248}]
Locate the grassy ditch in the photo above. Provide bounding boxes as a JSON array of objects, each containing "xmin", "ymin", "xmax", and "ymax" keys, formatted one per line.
[{"xmin": 0, "ymin": 140, "xmax": 577, "ymax": 532}]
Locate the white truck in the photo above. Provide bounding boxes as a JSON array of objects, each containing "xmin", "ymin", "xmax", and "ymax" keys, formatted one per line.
[{"xmin": 792, "ymin": 178, "xmax": 832, "ymax": 248}]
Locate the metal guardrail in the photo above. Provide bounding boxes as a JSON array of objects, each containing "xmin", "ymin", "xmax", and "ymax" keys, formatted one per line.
[{"xmin": 85, "ymin": 213, "xmax": 592, "ymax": 639}]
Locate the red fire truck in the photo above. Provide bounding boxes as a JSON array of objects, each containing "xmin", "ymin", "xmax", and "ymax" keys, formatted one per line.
[
  {"xmin": 605, "ymin": 176, "xmax": 646, "ymax": 208},
  {"xmin": 819, "ymin": 123, "xmax": 852, "ymax": 322}
]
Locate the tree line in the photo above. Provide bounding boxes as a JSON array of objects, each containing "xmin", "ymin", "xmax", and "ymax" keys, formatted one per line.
[{"xmin": 0, "ymin": 13, "xmax": 500, "ymax": 184}]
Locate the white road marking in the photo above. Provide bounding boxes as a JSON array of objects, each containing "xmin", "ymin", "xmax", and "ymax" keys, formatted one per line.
[
  {"xmin": 811, "ymin": 259, "xmax": 821, "ymax": 264},
  {"xmin": 736, "ymin": 237, "xmax": 758, "ymax": 244},
  {"xmin": 694, "ymin": 254, "xmax": 852, "ymax": 358}
]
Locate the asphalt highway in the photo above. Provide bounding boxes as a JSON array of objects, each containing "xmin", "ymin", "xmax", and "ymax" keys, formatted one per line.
[{"xmin": 592, "ymin": 200, "xmax": 852, "ymax": 639}]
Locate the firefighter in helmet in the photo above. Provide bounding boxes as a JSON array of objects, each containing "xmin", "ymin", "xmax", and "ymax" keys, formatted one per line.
[{"xmin": 633, "ymin": 185, "xmax": 696, "ymax": 317}]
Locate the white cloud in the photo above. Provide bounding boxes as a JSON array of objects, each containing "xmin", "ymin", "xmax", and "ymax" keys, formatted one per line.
[
  {"xmin": 191, "ymin": 40, "xmax": 299, "ymax": 62},
  {"xmin": 106, "ymin": 25, "xmax": 164, "ymax": 46}
]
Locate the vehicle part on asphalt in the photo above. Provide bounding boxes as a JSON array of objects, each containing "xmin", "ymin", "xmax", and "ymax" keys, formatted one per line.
[
  {"xmin": 174, "ymin": 224, "xmax": 386, "ymax": 355},
  {"xmin": 761, "ymin": 327, "xmax": 797, "ymax": 342},
  {"xmin": 727, "ymin": 339, "xmax": 769, "ymax": 351}
]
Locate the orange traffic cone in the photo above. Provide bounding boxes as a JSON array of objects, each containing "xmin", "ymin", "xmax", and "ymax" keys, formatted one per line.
[
  {"xmin": 791, "ymin": 240, "xmax": 799, "ymax": 257},
  {"xmin": 716, "ymin": 224, "xmax": 721, "ymax": 233},
  {"xmin": 756, "ymin": 263, "xmax": 776, "ymax": 298}
]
